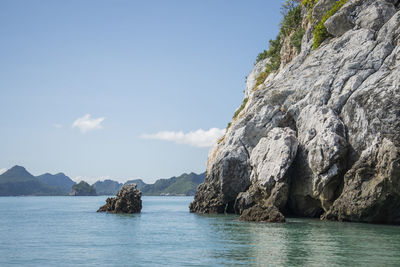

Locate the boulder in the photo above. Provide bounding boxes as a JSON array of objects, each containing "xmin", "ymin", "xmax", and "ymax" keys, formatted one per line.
[
  {"xmin": 97, "ymin": 184, "xmax": 142, "ymax": 213},
  {"xmin": 325, "ymin": 0, "xmax": 397, "ymax": 37},
  {"xmin": 239, "ymin": 204, "xmax": 285, "ymax": 223}
]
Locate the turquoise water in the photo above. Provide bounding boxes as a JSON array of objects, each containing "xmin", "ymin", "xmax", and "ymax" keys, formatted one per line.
[{"xmin": 0, "ymin": 196, "xmax": 399, "ymax": 266}]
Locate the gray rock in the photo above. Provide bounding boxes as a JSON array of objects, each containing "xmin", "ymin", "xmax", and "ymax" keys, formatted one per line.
[
  {"xmin": 290, "ymin": 105, "xmax": 348, "ymax": 216},
  {"xmin": 191, "ymin": 0, "xmax": 400, "ymax": 224},
  {"xmin": 312, "ymin": 0, "xmax": 337, "ymax": 22},
  {"xmin": 245, "ymin": 58, "xmax": 268, "ymax": 98},
  {"xmin": 234, "ymin": 127, "xmax": 297, "ymax": 217},
  {"xmin": 189, "ymin": 148, "xmax": 251, "ymax": 213},
  {"xmin": 324, "ymin": 4, "xmax": 354, "ymax": 37},
  {"xmin": 97, "ymin": 184, "xmax": 142, "ymax": 213},
  {"xmin": 355, "ymin": 0, "xmax": 396, "ymax": 32},
  {"xmin": 325, "ymin": 0, "xmax": 396, "ymax": 37},
  {"xmin": 249, "ymin": 127, "xmax": 298, "ymax": 189},
  {"xmin": 239, "ymin": 204, "xmax": 285, "ymax": 223},
  {"xmin": 323, "ymin": 138, "xmax": 400, "ymax": 223}
]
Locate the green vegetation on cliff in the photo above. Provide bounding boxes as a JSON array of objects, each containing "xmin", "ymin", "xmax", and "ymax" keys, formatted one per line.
[
  {"xmin": 254, "ymin": 0, "xmax": 303, "ymax": 90},
  {"xmin": 291, "ymin": 28, "xmax": 305, "ymax": 52},
  {"xmin": 313, "ymin": 0, "xmax": 348, "ymax": 49},
  {"xmin": 254, "ymin": 0, "xmax": 350, "ymax": 91},
  {"xmin": 301, "ymin": 0, "xmax": 318, "ymax": 10},
  {"xmin": 223, "ymin": 97, "xmax": 249, "ymax": 136},
  {"xmin": 256, "ymin": 1, "xmax": 302, "ymax": 64},
  {"xmin": 232, "ymin": 98, "xmax": 248, "ymax": 120},
  {"xmin": 302, "ymin": 0, "xmax": 318, "ymax": 20}
]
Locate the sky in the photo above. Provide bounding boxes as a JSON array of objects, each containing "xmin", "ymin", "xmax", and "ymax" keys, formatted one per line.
[{"xmin": 0, "ymin": 0, "xmax": 285, "ymax": 184}]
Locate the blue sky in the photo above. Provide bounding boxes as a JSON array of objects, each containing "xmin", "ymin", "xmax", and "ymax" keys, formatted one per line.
[{"xmin": 0, "ymin": 0, "xmax": 284, "ymax": 183}]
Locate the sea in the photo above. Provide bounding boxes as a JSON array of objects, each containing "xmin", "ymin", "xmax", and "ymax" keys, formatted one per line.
[{"xmin": 0, "ymin": 196, "xmax": 399, "ymax": 266}]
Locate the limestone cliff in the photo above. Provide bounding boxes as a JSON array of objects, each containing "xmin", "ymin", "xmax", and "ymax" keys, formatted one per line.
[{"xmin": 190, "ymin": 0, "xmax": 400, "ymax": 224}]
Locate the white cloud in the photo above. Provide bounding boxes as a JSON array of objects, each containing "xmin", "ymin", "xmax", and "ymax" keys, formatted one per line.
[
  {"xmin": 140, "ymin": 128, "xmax": 225, "ymax": 148},
  {"xmin": 53, "ymin": 124, "xmax": 63, "ymax": 129},
  {"xmin": 72, "ymin": 114, "xmax": 105, "ymax": 133},
  {"xmin": 0, "ymin": 168, "xmax": 7, "ymax": 175}
]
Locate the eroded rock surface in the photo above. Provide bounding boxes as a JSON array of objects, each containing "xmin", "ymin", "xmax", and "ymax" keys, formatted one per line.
[
  {"xmin": 97, "ymin": 184, "xmax": 142, "ymax": 213},
  {"xmin": 239, "ymin": 204, "xmax": 285, "ymax": 223},
  {"xmin": 234, "ymin": 128, "xmax": 297, "ymax": 217},
  {"xmin": 290, "ymin": 105, "xmax": 348, "ymax": 216},
  {"xmin": 191, "ymin": 0, "xmax": 400, "ymax": 224}
]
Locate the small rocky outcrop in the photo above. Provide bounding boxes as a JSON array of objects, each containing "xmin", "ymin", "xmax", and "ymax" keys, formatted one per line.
[
  {"xmin": 191, "ymin": 0, "xmax": 400, "ymax": 224},
  {"xmin": 70, "ymin": 181, "xmax": 96, "ymax": 196},
  {"xmin": 97, "ymin": 184, "xmax": 142, "ymax": 213},
  {"xmin": 239, "ymin": 204, "xmax": 285, "ymax": 223}
]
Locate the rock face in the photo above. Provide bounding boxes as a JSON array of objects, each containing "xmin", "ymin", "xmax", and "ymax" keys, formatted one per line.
[
  {"xmin": 97, "ymin": 184, "xmax": 142, "ymax": 213},
  {"xmin": 191, "ymin": 0, "xmax": 400, "ymax": 224},
  {"xmin": 233, "ymin": 128, "xmax": 298, "ymax": 222}
]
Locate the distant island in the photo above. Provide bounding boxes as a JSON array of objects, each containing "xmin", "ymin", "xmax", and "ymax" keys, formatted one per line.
[
  {"xmin": 0, "ymin": 165, "xmax": 205, "ymax": 196},
  {"xmin": 0, "ymin": 166, "xmax": 72, "ymax": 196},
  {"xmin": 93, "ymin": 179, "xmax": 123, "ymax": 195},
  {"xmin": 93, "ymin": 172, "xmax": 205, "ymax": 196},
  {"xmin": 70, "ymin": 181, "xmax": 96, "ymax": 196}
]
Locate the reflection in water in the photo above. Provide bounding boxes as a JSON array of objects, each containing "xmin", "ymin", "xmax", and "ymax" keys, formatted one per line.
[
  {"xmin": 194, "ymin": 215, "xmax": 325, "ymax": 266},
  {"xmin": 194, "ymin": 214, "xmax": 400, "ymax": 267},
  {"xmin": 1, "ymin": 196, "xmax": 400, "ymax": 267},
  {"xmin": 193, "ymin": 214, "xmax": 255, "ymax": 266},
  {"xmin": 281, "ymin": 220, "xmax": 313, "ymax": 266},
  {"xmin": 320, "ymin": 220, "xmax": 400, "ymax": 267}
]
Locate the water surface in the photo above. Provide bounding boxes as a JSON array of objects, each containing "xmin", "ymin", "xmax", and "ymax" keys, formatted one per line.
[{"xmin": 0, "ymin": 196, "xmax": 399, "ymax": 266}]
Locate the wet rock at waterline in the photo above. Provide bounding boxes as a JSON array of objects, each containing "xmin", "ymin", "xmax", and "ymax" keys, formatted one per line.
[{"xmin": 239, "ymin": 204, "xmax": 285, "ymax": 223}]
